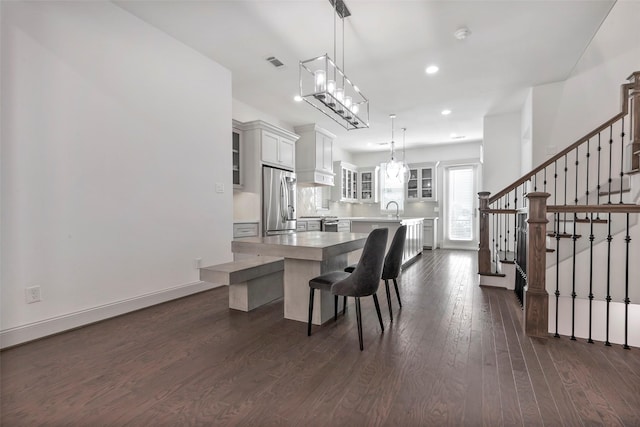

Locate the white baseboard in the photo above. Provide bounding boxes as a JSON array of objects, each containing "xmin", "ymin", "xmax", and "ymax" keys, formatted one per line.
[{"xmin": 0, "ymin": 281, "xmax": 222, "ymax": 349}]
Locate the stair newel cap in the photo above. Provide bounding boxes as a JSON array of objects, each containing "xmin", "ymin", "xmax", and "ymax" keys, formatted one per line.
[
  {"xmin": 628, "ymin": 71, "xmax": 640, "ymax": 84},
  {"xmin": 526, "ymin": 192, "xmax": 551, "ymax": 199},
  {"xmin": 478, "ymin": 191, "xmax": 491, "ymax": 199}
]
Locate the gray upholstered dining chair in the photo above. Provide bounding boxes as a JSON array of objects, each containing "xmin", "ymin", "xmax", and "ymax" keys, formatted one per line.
[
  {"xmin": 344, "ymin": 225, "xmax": 407, "ymax": 321},
  {"xmin": 307, "ymin": 227, "xmax": 388, "ymax": 351}
]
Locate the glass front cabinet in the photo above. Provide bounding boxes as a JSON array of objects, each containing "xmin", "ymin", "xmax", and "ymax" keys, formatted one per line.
[
  {"xmin": 358, "ymin": 167, "xmax": 379, "ymax": 203},
  {"xmin": 332, "ymin": 161, "xmax": 358, "ymax": 202},
  {"xmin": 232, "ymin": 120, "xmax": 244, "ymax": 190},
  {"xmin": 406, "ymin": 163, "xmax": 436, "ymax": 201}
]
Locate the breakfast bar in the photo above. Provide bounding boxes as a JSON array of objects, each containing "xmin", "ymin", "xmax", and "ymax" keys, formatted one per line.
[{"xmin": 231, "ymin": 231, "xmax": 368, "ymax": 325}]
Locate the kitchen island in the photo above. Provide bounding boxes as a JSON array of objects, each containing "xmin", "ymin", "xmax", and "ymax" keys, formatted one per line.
[
  {"xmin": 348, "ymin": 217, "xmax": 424, "ymax": 265},
  {"xmin": 232, "ymin": 231, "xmax": 368, "ymax": 325}
]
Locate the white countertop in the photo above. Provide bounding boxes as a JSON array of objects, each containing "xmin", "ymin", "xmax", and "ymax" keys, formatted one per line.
[{"xmin": 338, "ymin": 216, "xmax": 436, "ymax": 223}]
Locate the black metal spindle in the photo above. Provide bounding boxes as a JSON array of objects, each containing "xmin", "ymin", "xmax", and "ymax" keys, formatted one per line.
[
  {"xmin": 586, "ymin": 139, "xmax": 591, "ymax": 206},
  {"xmin": 605, "ymin": 212, "xmax": 612, "ymax": 346},
  {"xmin": 563, "ymin": 155, "xmax": 568, "ymax": 234},
  {"xmin": 588, "ymin": 210, "xmax": 594, "ymax": 344},
  {"xmin": 534, "ymin": 173, "xmax": 537, "ymax": 191},
  {"xmin": 505, "ymin": 194, "xmax": 510, "ymax": 262},
  {"xmin": 544, "ymin": 167, "xmax": 547, "ymax": 192},
  {"xmin": 620, "ymin": 118, "xmax": 625, "ymax": 204},
  {"xmin": 574, "ymin": 147, "xmax": 579, "ymax": 207},
  {"xmin": 624, "ymin": 212, "xmax": 630, "ymax": 349},
  {"xmin": 498, "ymin": 199, "xmax": 503, "ymax": 261},
  {"xmin": 608, "ymin": 126, "xmax": 613, "ymax": 204},
  {"xmin": 554, "ymin": 211, "xmax": 560, "ymax": 338},
  {"xmin": 493, "ymin": 214, "xmax": 498, "ymax": 274},
  {"xmin": 554, "ymin": 161, "xmax": 558, "ymax": 206},
  {"xmin": 596, "ymin": 133, "xmax": 602, "ymax": 219},
  {"xmin": 570, "ymin": 211, "xmax": 577, "ymax": 341}
]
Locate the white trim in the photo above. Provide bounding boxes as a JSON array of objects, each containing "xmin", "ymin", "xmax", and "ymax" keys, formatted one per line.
[{"xmin": 0, "ymin": 281, "xmax": 222, "ymax": 349}]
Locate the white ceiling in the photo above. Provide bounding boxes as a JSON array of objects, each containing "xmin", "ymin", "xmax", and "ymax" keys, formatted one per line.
[{"xmin": 115, "ymin": 0, "xmax": 615, "ymax": 153}]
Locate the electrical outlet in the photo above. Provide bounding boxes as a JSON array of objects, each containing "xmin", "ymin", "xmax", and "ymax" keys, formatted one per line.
[
  {"xmin": 195, "ymin": 258, "xmax": 202, "ymax": 269},
  {"xmin": 25, "ymin": 286, "xmax": 41, "ymax": 304},
  {"xmin": 215, "ymin": 183, "xmax": 224, "ymax": 193},
  {"xmin": 434, "ymin": 207, "xmax": 439, "ymax": 212}
]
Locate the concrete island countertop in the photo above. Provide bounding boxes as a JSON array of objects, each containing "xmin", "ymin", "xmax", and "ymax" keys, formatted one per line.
[{"xmin": 337, "ymin": 216, "xmax": 437, "ymax": 223}]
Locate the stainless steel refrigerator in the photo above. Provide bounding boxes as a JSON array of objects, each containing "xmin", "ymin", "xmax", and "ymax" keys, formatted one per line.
[{"xmin": 263, "ymin": 166, "xmax": 297, "ymax": 235}]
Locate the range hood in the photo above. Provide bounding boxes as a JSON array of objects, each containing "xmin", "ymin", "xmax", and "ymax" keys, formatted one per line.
[{"xmin": 294, "ymin": 124, "xmax": 336, "ymax": 187}]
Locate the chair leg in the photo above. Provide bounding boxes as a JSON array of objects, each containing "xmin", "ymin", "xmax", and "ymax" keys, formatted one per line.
[
  {"xmin": 393, "ymin": 278, "xmax": 402, "ymax": 307},
  {"xmin": 343, "ymin": 296, "xmax": 347, "ymax": 315},
  {"xmin": 334, "ymin": 295, "xmax": 338, "ymax": 321},
  {"xmin": 372, "ymin": 293, "xmax": 384, "ymax": 332},
  {"xmin": 384, "ymin": 279, "xmax": 393, "ymax": 322},
  {"xmin": 308, "ymin": 288, "xmax": 315, "ymax": 336},
  {"xmin": 355, "ymin": 297, "xmax": 363, "ymax": 351}
]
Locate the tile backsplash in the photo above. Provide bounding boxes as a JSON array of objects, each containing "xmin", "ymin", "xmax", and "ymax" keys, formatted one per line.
[{"xmin": 296, "ymin": 186, "xmax": 437, "ymax": 218}]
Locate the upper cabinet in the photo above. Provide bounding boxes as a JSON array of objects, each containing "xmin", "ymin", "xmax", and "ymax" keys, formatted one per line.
[
  {"xmin": 406, "ymin": 163, "xmax": 437, "ymax": 201},
  {"xmin": 294, "ymin": 124, "xmax": 335, "ymax": 186},
  {"xmin": 243, "ymin": 120, "xmax": 299, "ymax": 171},
  {"xmin": 332, "ymin": 161, "xmax": 358, "ymax": 202},
  {"xmin": 232, "ymin": 120, "xmax": 244, "ymax": 190},
  {"xmin": 358, "ymin": 166, "xmax": 379, "ymax": 203}
]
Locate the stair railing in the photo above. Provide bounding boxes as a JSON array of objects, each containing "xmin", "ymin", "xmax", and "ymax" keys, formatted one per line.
[{"xmin": 478, "ymin": 71, "xmax": 640, "ymax": 342}]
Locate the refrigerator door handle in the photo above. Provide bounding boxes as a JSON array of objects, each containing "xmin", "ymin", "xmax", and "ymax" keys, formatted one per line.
[{"xmin": 280, "ymin": 178, "xmax": 287, "ymax": 222}]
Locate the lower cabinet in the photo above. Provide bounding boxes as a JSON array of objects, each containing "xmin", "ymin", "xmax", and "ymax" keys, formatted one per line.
[{"xmin": 423, "ymin": 218, "xmax": 438, "ymax": 249}]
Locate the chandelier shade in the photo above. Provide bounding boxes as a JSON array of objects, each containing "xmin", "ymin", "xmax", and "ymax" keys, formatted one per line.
[
  {"xmin": 299, "ymin": 54, "xmax": 369, "ymax": 130},
  {"xmin": 298, "ymin": 0, "xmax": 369, "ymax": 130}
]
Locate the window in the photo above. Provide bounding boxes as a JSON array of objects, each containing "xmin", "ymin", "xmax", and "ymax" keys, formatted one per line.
[{"xmin": 447, "ymin": 167, "xmax": 474, "ymax": 241}]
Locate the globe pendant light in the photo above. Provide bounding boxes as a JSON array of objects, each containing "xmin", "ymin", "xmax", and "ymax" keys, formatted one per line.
[{"xmin": 386, "ymin": 114, "xmax": 403, "ymax": 179}]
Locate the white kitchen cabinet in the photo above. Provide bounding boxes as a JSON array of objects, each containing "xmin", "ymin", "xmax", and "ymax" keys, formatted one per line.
[
  {"xmin": 294, "ymin": 124, "xmax": 335, "ymax": 186},
  {"xmin": 233, "ymin": 221, "xmax": 259, "ymax": 238},
  {"xmin": 358, "ymin": 167, "xmax": 379, "ymax": 203},
  {"xmin": 332, "ymin": 161, "xmax": 358, "ymax": 202},
  {"xmin": 407, "ymin": 163, "xmax": 437, "ymax": 202},
  {"xmin": 423, "ymin": 218, "xmax": 438, "ymax": 249},
  {"xmin": 261, "ymin": 129, "xmax": 296, "ymax": 170},
  {"xmin": 241, "ymin": 120, "xmax": 299, "ymax": 172}
]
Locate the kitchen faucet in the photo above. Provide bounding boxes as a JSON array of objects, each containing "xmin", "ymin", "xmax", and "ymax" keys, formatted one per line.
[{"xmin": 386, "ymin": 200, "xmax": 399, "ymax": 218}]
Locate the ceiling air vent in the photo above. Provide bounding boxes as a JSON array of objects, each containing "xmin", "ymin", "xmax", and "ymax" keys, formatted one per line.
[{"xmin": 266, "ymin": 56, "xmax": 285, "ymax": 68}]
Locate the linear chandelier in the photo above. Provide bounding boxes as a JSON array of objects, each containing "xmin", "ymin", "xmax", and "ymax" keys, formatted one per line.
[{"xmin": 298, "ymin": 0, "xmax": 369, "ymax": 130}]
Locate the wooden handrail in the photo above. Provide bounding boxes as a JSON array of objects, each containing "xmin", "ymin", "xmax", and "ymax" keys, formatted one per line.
[
  {"xmin": 489, "ymin": 113, "xmax": 625, "ymax": 204},
  {"xmin": 547, "ymin": 204, "xmax": 640, "ymax": 213},
  {"xmin": 489, "ymin": 72, "xmax": 639, "ymax": 205}
]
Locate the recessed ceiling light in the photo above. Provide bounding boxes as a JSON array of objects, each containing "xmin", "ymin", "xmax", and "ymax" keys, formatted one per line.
[
  {"xmin": 441, "ymin": 109, "xmax": 452, "ymax": 116},
  {"xmin": 425, "ymin": 65, "xmax": 439, "ymax": 75},
  {"xmin": 294, "ymin": 95, "xmax": 303, "ymax": 102}
]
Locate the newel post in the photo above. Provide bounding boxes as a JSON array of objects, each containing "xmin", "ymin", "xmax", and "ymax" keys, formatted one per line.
[
  {"xmin": 525, "ymin": 192, "xmax": 550, "ymax": 338},
  {"xmin": 628, "ymin": 72, "xmax": 640, "ymax": 170},
  {"xmin": 478, "ymin": 191, "xmax": 492, "ymax": 275}
]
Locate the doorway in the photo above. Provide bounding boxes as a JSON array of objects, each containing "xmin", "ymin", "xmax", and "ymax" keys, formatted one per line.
[{"xmin": 442, "ymin": 164, "xmax": 479, "ymax": 249}]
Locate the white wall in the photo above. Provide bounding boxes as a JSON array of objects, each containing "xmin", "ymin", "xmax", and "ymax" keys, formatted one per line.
[
  {"xmin": 1, "ymin": 1, "xmax": 233, "ymax": 346},
  {"xmin": 232, "ymin": 99, "xmax": 294, "ymax": 133},
  {"xmin": 482, "ymin": 112, "xmax": 521, "ymax": 195},
  {"xmin": 530, "ymin": 1, "xmax": 640, "ymax": 164}
]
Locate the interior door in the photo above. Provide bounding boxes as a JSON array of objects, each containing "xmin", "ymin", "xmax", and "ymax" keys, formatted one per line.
[{"xmin": 442, "ymin": 164, "xmax": 478, "ymax": 249}]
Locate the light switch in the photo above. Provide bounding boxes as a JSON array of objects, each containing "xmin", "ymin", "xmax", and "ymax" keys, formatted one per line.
[{"xmin": 215, "ymin": 183, "xmax": 224, "ymax": 193}]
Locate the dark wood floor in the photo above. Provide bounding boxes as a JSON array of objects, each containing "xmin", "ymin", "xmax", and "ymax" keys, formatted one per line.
[{"xmin": 2, "ymin": 250, "xmax": 640, "ymax": 426}]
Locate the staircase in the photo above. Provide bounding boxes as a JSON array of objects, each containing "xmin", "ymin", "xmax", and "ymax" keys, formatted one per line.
[{"xmin": 478, "ymin": 71, "xmax": 640, "ymax": 348}]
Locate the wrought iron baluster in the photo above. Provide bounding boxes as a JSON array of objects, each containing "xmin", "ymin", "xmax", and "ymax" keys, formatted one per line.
[
  {"xmin": 563, "ymin": 155, "xmax": 568, "ymax": 235},
  {"xmin": 624, "ymin": 212, "xmax": 630, "ymax": 349},
  {"xmin": 596, "ymin": 133, "xmax": 602, "ymax": 219},
  {"xmin": 554, "ymin": 212, "xmax": 560, "ymax": 338},
  {"xmin": 586, "ymin": 139, "xmax": 590, "ymax": 207},
  {"xmin": 505, "ymin": 194, "xmax": 510, "ymax": 262},
  {"xmin": 587, "ymin": 210, "xmax": 594, "ymax": 344},
  {"xmin": 570, "ymin": 211, "xmax": 577, "ymax": 341},
  {"xmin": 620, "ymin": 118, "xmax": 625, "ymax": 204},
  {"xmin": 544, "ymin": 167, "xmax": 547, "ymax": 192},
  {"xmin": 605, "ymin": 212, "xmax": 612, "ymax": 346},
  {"xmin": 608, "ymin": 126, "xmax": 613, "ymax": 204},
  {"xmin": 498, "ymin": 199, "xmax": 503, "ymax": 261}
]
